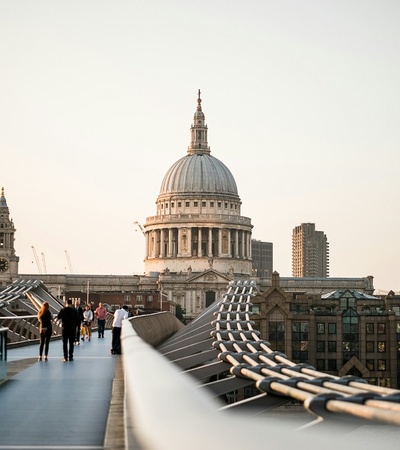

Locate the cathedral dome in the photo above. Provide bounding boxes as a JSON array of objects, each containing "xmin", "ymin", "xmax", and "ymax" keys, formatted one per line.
[
  {"xmin": 145, "ymin": 91, "xmax": 252, "ymax": 279},
  {"xmin": 159, "ymin": 153, "xmax": 238, "ymax": 198}
]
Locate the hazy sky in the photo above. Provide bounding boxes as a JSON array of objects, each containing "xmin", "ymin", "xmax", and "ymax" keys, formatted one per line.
[{"xmin": 1, "ymin": 1, "xmax": 399, "ymax": 292}]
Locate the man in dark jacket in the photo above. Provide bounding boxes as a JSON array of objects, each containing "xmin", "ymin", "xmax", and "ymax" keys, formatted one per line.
[
  {"xmin": 58, "ymin": 299, "xmax": 78, "ymax": 362},
  {"xmin": 74, "ymin": 299, "xmax": 84, "ymax": 345}
]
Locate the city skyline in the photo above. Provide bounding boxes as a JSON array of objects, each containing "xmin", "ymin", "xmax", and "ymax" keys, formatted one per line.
[{"xmin": 1, "ymin": 1, "xmax": 399, "ymax": 292}]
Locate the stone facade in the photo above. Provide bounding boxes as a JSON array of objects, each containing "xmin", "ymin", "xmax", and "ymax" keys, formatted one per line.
[
  {"xmin": 0, "ymin": 188, "xmax": 19, "ymax": 287},
  {"xmin": 143, "ymin": 90, "xmax": 253, "ymax": 277}
]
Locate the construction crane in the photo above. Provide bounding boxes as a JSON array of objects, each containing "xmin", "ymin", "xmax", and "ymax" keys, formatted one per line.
[
  {"xmin": 31, "ymin": 246, "xmax": 43, "ymax": 274},
  {"xmin": 64, "ymin": 250, "xmax": 74, "ymax": 273},
  {"xmin": 41, "ymin": 252, "xmax": 47, "ymax": 274},
  {"xmin": 133, "ymin": 221, "xmax": 145, "ymax": 236}
]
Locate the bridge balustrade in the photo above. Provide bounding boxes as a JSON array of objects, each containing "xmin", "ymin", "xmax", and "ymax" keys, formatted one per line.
[
  {"xmin": 121, "ymin": 279, "xmax": 400, "ymax": 449},
  {"xmin": 0, "ymin": 327, "xmax": 7, "ymax": 380}
]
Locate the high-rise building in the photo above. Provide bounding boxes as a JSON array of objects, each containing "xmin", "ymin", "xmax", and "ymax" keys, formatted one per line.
[
  {"xmin": 292, "ymin": 223, "xmax": 329, "ymax": 277},
  {"xmin": 251, "ymin": 239, "xmax": 273, "ymax": 278}
]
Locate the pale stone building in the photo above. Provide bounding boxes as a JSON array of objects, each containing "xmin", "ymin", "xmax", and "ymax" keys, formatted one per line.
[
  {"xmin": 143, "ymin": 90, "xmax": 253, "ymax": 317},
  {"xmin": 0, "ymin": 188, "xmax": 19, "ymax": 286},
  {"xmin": 144, "ymin": 90, "xmax": 253, "ymax": 277}
]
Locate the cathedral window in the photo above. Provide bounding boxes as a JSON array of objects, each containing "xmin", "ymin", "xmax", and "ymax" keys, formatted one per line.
[
  {"xmin": 171, "ymin": 202, "xmax": 174, "ymax": 208},
  {"xmin": 202, "ymin": 202, "xmax": 206, "ymax": 207},
  {"xmin": 194, "ymin": 201, "xmax": 198, "ymax": 207},
  {"xmin": 224, "ymin": 203, "xmax": 228, "ymax": 209},
  {"xmin": 210, "ymin": 202, "xmax": 214, "ymax": 207},
  {"xmin": 178, "ymin": 202, "xmax": 181, "ymax": 207},
  {"xmin": 218, "ymin": 202, "xmax": 221, "ymax": 208},
  {"xmin": 185, "ymin": 202, "xmax": 190, "ymax": 207}
]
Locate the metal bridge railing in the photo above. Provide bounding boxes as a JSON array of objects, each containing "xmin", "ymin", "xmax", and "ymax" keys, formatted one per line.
[
  {"xmin": 0, "ymin": 327, "xmax": 7, "ymax": 380},
  {"xmin": 121, "ymin": 280, "xmax": 400, "ymax": 449}
]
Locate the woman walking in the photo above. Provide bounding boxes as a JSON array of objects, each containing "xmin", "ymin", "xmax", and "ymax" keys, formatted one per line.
[
  {"xmin": 82, "ymin": 304, "xmax": 93, "ymax": 341},
  {"xmin": 37, "ymin": 301, "xmax": 53, "ymax": 361}
]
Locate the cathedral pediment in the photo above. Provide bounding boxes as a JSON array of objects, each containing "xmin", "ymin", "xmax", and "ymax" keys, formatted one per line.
[{"xmin": 187, "ymin": 269, "xmax": 231, "ymax": 284}]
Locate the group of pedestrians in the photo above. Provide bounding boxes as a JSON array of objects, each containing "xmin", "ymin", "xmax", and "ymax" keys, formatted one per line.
[{"xmin": 37, "ymin": 300, "xmax": 129, "ymax": 361}]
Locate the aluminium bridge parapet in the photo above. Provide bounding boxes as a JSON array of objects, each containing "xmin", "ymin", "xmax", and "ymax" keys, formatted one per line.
[
  {"xmin": 121, "ymin": 305, "xmax": 400, "ymax": 449},
  {"xmin": 129, "ymin": 311, "xmax": 185, "ymax": 347},
  {"xmin": 120, "ymin": 279, "xmax": 400, "ymax": 448}
]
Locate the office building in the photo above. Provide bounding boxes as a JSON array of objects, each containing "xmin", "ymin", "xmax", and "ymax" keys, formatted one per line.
[
  {"xmin": 251, "ymin": 239, "xmax": 273, "ymax": 278},
  {"xmin": 292, "ymin": 223, "xmax": 329, "ymax": 277}
]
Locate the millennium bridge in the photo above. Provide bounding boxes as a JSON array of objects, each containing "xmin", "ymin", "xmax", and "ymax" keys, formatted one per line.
[{"xmin": 0, "ymin": 279, "xmax": 400, "ymax": 449}]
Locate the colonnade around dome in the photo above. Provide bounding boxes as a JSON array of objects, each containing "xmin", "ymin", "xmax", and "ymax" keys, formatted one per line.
[{"xmin": 144, "ymin": 224, "xmax": 253, "ymax": 275}]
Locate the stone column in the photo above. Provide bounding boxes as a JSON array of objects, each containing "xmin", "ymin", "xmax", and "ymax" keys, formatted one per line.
[
  {"xmin": 159, "ymin": 229, "xmax": 165, "ymax": 257},
  {"xmin": 208, "ymin": 228, "xmax": 213, "ymax": 257},
  {"xmin": 235, "ymin": 230, "xmax": 239, "ymax": 257},
  {"xmin": 188, "ymin": 227, "xmax": 192, "ymax": 256},
  {"xmin": 168, "ymin": 228, "xmax": 172, "ymax": 257}
]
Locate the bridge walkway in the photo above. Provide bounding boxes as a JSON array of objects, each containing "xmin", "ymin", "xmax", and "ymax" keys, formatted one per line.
[{"xmin": 0, "ymin": 330, "xmax": 123, "ymax": 450}]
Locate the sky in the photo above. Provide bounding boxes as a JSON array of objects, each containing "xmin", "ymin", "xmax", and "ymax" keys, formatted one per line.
[{"xmin": 1, "ymin": 1, "xmax": 399, "ymax": 293}]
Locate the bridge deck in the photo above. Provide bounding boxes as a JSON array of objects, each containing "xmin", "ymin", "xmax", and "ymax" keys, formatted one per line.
[{"xmin": 0, "ymin": 330, "xmax": 121, "ymax": 449}]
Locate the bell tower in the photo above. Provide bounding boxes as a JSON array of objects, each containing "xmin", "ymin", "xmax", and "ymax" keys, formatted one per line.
[{"xmin": 0, "ymin": 187, "xmax": 19, "ymax": 286}]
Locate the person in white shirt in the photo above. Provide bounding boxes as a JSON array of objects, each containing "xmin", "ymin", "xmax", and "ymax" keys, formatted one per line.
[
  {"xmin": 82, "ymin": 304, "xmax": 94, "ymax": 341},
  {"xmin": 111, "ymin": 305, "xmax": 129, "ymax": 354}
]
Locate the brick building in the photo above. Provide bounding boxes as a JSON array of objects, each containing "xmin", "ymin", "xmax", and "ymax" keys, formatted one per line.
[{"xmin": 251, "ymin": 272, "xmax": 400, "ymax": 388}]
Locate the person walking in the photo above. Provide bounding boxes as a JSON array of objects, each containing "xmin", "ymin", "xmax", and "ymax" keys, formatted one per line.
[
  {"xmin": 37, "ymin": 301, "xmax": 53, "ymax": 361},
  {"xmin": 95, "ymin": 302, "xmax": 107, "ymax": 338},
  {"xmin": 111, "ymin": 305, "xmax": 129, "ymax": 354},
  {"xmin": 82, "ymin": 304, "xmax": 94, "ymax": 341},
  {"xmin": 74, "ymin": 299, "xmax": 84, "ymax": 345},
  {"xmin": 57, "ymin": 299, "xmax": 78, "ymax": 362}
]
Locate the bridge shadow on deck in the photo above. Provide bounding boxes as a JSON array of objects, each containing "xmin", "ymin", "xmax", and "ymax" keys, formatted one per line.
[{"xmin": 0, "ymin": 330, "xmax": 121, "ymax": 449}]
